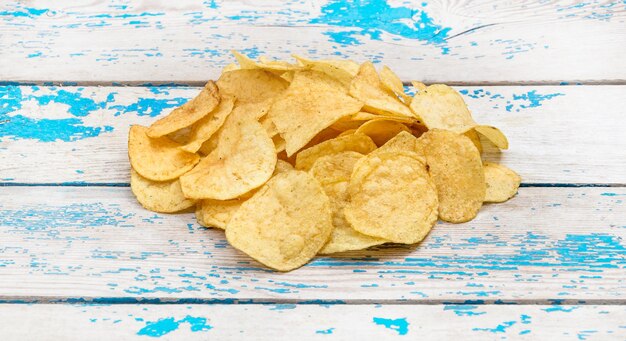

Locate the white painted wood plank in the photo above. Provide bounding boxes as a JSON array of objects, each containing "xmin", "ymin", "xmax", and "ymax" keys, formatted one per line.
[
  {"xmin": 1, "ymin": 85, "xmax": 625, "ymax": 184},
  {"xmin": 1, "ymin": 0, "xmax": 624, "ymax": 83},
  {"xmin": 1, "ymin": 187, "xmax": 624, "ymax": 303},
  {"xmin": 0, "ymin": 304, "xmax": 624, "ymax": 340}
]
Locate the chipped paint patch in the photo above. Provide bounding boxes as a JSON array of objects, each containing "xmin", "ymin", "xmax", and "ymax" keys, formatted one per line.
[
  {"xmin": 372, "ymin": 317, "xmax": 409, "ymax": 335},
  {"xmin": 136, "ymin": 315, "xmax": 212, "ymax": 337}
]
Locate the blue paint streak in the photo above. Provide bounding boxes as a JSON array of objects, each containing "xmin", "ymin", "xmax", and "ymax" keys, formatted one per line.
[
  {"xmin": 316, "ymin": 328, "xmax": 335, "ymax": 334},
  {"xmin": 0, "ymin": 7, "xmax": 48, "ymax": 18},
  {"xmin": 473, "ymin": 321, "xmax": 516, "ymax": 333},
  {"xmin": 137, "ymin": 315, "xmax": 212, "ymax": 337},
  {"xmin": 311, "ymin": 0, "xmax": 450, "ymax": 50},
  {"xmin": 507, "ymin": 90, "xmax": 564, "ymax": 111},
  {"xmin": 444, "ymin": 305, "xmax": 485, "ymax": 316},
  {"xmin": 542, "ymin": 306, "xmax": 579, "ymax": 313},
  {"xmin": 373, "ymin": 317, "xmax": 409, "ymax": 335}
]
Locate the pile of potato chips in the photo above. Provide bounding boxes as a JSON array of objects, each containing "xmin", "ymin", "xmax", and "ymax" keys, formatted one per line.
[{"xmin": 128, "ymin": 52, "xmax": 521, "ymax": 271}]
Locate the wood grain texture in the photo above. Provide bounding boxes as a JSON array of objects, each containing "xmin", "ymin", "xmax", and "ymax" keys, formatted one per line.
[
  {"xmin": 2, "ymin": 85, "xmax": 625, "ymax": 184},
  {"xmin": 1, "ymin": 186, "xmax": 624, "ymax": 303},
  {"xmin": 1, "ymin": 304, "xmax": 624, "ymax": 340},
  {"xmin": 1, "ymin": 0, "xmax": 625, "ymax": 83}
]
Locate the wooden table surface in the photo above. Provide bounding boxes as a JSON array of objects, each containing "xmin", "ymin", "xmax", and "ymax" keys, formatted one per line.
[{"xmin": 1, "ymin": 1, "xmax": 625, "ymax": 340}]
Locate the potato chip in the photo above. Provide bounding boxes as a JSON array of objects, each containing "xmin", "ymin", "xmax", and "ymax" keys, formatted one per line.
[
  {"xmin": 355, "ymin": 119, "xmax": 410, "ymax": 146},
  {"xmin": 289, "ymin": 70, "xmax": 347, "ymax": 93},
  {"xmin": 410, "ymin": 84, "xmax": 509, "ymax": 149},
  {"xmin": 223, "ymin": 63, "xmax": 239, "ymax": 73},
  {"xmin": 147, "ymin": 81, "xmax": 221, "ymax": 138},
  {"xmin": 269, "ymin": 74, "xmax": 363, "ymax": 156},
  {"xmin": 233, "ymin": 51, "xmax": 300, "ymax": 72},
  {"xmin": 226, "ymin": 170, "xmax": 333, "ymax": 271},
  {"xmin": 180, "ymin": 111, "xmax": 276, "ymax": 200},
  {"xmin": 463, "ymin": 129, "xmax": 483, "ymax": 153},
  {"xmin": 351, "ymin": 111, "xmax": 417, "ymax": 125},
  {"xmin": 180, "ymin": 95, "xmax": 235, "ymax": 153},
  {"xmin": 475, "ymin": 125, "xmax": 509, "ymax": 149},
  {"xmin": 273, "ymin": 134, "xmax": 286, "ymax": 153},
  {"xmin": 337, "ymin": 129, "xmax": 357, "ymax": 137},
  {"xmin": 293, "ymin": 55, "xmax": 359, "ymax": 87},
  {"xmin": 417, "ymin": 129, "xmax": 485, "ymax": 223},
  {"xmin": 329, "ymin": 116, "xmax": 366, "ymax": 132},
  {"xmin": 196, "ymin": 199, "xmax": 243, "ymax": 230},
  {"xmin": 130, "ymin": 168, "xmax": 195, "ymax": 213},
  {"xmin": 217, "ymin": 69, "xmax": 288, "ymax": 103},
  {"xmin": 295, "ymin": 133, "xmax": 377, "ymax": 170},
  {"xmin": 349, "ymin": 62, "xmax": 414, "ymax": 118},
  {"xmin": 345, "ymin": 150, "xmax": 438, "ymax": 244},
  {"xmin": 412, "ymin": 81, "xmax": 427, "ymax": 91},
  {"xmin": 195, "ymin": 160, "xmax": 294, "ymax": 229},
  {"xmin": 484, "ymin": 162, "xmax": 521, "ymax": 203},
  {"xmin": 379, "ymin": 65, "xmax": 412, "ymax": 104},
  {"xmin": 374, "ymin": 130, "xmax": 423, "ymax": 156},
  {"xmin": 128, "ymin": 125, "xmax": 200, "ymax": 181},
  {"xmin": 410, "ymin": 84, "xmax": 476, "ymax": 133},
  {"xmin": 310, "ymin": 152, "xmax": 387, "ymax": 254}
]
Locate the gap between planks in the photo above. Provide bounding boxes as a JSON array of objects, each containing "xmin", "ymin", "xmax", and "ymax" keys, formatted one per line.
[{"xmin": 2, "ymin": 297, "xmax": 626, "ymax": 306}]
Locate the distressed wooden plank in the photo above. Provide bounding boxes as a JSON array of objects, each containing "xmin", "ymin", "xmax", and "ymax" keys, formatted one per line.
[
  {"xmin": 1, "ymin": 0, "xmax": 625, "ymax": 83},
  {"xmin": 0, "ymin": 187, "xmax": 624, "ymax": 303},
  {"xmin": 1, "ymin": 304, "xmax": 624, "ymax": 340},
  {"xmin": 1, "ymin": 85, "xmax": 625, "ymax": 184}
]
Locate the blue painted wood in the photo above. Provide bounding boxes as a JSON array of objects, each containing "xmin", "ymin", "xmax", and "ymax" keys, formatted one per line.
[{"xmin": 0, "ymin": 187, "xmax": 624, "ymax": 303}]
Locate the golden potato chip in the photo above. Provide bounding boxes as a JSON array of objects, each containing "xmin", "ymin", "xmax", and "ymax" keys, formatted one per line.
[
  {"xmin": 410, "ymin": 84, "xmax": 509, "ymax": 149},
  {"xmin": 289, "ymin": 70, "xmax": 347, "ymax": 93},
  {"xmin": 269, "ymin": 75, "xmax": 363, "ymax": 156},
  {"xmin": 475, "ymin": 125, "xmax": 509, "ymax": 149},
  {"xmin": 345, "ymin": 150, "xmax": 438, "ymax": 244},
  {"xmin": 260, "ymin": 115, "xmax": 278, "ymax": 137},
  {"xmin": 295, "ymin": 133, "xmax": 377, "ymax": 170},
  {"xmin": 128, "ymin": 125, "xmax": 200, "ymax": 181},
  {"xmin": 217, "ymin": 69, "xmax": 288, "ymax": 103},
  {"xmin": 309, "ymin": 152, "xmax": 387, "ymax": 254},
  {"xmin": 196, "ymin": 199, "xmax": 243, "ymax": 230},
  {"xmin": 379, "ymin": 65, "xmax": 412, "ymax": 104},
  {"xmin": 280, "ymin": 70, "xmax": 295, "ymax": 83},
  {"xmin": 329, "ymin": 116, "xmax": 366, "ymax": 132},
  {"xmin": 180, "ymin": 111, "xmax": 277, "ymax": 200},
  {"xmin": 130, "ymin": 168, "xmax": 195, "ymax": 213},
  {"xmin": 273, "ymin": 134, "xmax": 286, "ymax": 153},
  {"xmin": 338, "ymin": 129, "xmax": 357, "ymax": 137},
  {"xmin": 226, "ymin": 170, "xmax": 333, "ymax": 271},
  {"xmin": 412, "ymin": 81, "xmax": 427, "ymax": 91},
  {"xmin": 234, "ymin": 51, "xmax": 300, "ymax": 72},
  {"xmin": 223, "ymin": 63, "xmax": 239, "ymax": 73},
  {"xmin": 410, "ymin": 84, "xmax": 476, "ymax": 133},
  {"xmin": 147, "ymin": 81, "xmax": 220, "ymax": 138},
  {"xmin": 349, "ymin": 62, "xmax": 414, "ymax": 118},
  {"xmin": 484, "ymin": 162, "xmax": 521, "ymax": 203},
  {"xmin": 180, "ymin": 95, "xmax": 235, "ymax": 153},
  {"xmin": 195, "ymin": 160, "xmax": 294, "ymax": 229},
  {"xmin": 350, "ymin": 111, "xmax": 417, "ymax": 125},
  {"xmin": 464, "ymin": 129, "xmax": 483, "ymax": 153},
  {"xmin": 374, "ymin": 130, "xmax": 423, "ymax": 156},
  {"xmin": 355, "ymin": 119, "xmax": 410, "ymax": 146},
  {"xmin": 293, "ymin": 55, "xmax": 359, "ymax": 87},
  {"xmin": 417, "ymin": 129, "xmax": 485, "ymax": 223}
]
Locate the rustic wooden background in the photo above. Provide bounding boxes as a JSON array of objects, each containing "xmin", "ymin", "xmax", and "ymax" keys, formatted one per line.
[{"xmin": 1, "ymin": 0, "xmax": 625, "ymax": 339}]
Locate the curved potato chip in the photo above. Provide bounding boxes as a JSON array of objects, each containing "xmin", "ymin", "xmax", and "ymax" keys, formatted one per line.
[
  {"xmin": 223, "ymin": 63, "xmax": 239, "ymax": 73},
  {"xmin": 412, "ymin": 81, "xmax": 427, "ymax": 91},
  {"xmin": 484, "ymin": 162, "xmax": 521, "ymax": 203},
  {"xmin": 195, "ymin": 160, "xmax": 294, "ymax": 229},
  {"xmin": 417, "ymin": 130, "xmax": 485, "ymax": 223},
  {"xmin": 349, "ymin": 62, "xmax": 414, "ymax": 118},
  {"xmin": 345, "ymin": 150, "xmax": 438, "ymax": 244},
  {"xmin": 180, "ymin": 111, "xmax": 277, "ymax": 200},
  {"xmin": 375, "ymin": 130, "xmax": 423, "ymax": 156},
  {"xmin": 233, "ymin": 51, "xmax": 300, "ymax": 72},
  {"xmin": 226, "ymin": 170, "xmax": 333, "ymax": 271},
  {"xmin": 351, "ymin": 111, "xmax": 417, "ymax": 124},
  {"xmin": 296, "ymin": 133, "xmax": 377, "ymax": 170},
  {"xmin": 355, "ymin": 119, "xmax": 410, "ymax": 146},
  {"xmin": 180, "ymin": 95, "xmax": 235, "ymax": 153},
  {"xmin": 273, "ymin": 134, "xmax": 286, "ymax": 153},
  {"xmin": 337, "ymin": 129, "xmax": 357, "ymax": 137},
  {"xmin": 128, "ymin": 125, "xmax": 200, "ymax": 181},
  {"xmin": 464, "ymin": 129, "xmax": 483, "ymax": 153},
  {"xmin": 217, "ymin": 69, "xmax": 288, "ymax": 103},
  {"xmin": 330, "ymin": 116, "xmax": 366, "ymax": 131},
  {"xmin": 290, "ymin": 70, "xmax": 347, "ymax": 93},
  {"xmin": 269, "ymin": 78, "xmax": 363, "ymax": 156},
  {"xmin": 293, "ymin": 55, "xmax": 359, "ymax": 87},
  {"xmin": 410, "ymin": 84, "xmax": 476, "ymax": 133},
  {"xmin": 130, "ymin": 168, "xmax": 195, "ymax": 213},
  {"xmin": 147, "ymin": 81, "xmax": 220, "ymax": 138},
  {"xmin": 380, "ymin": 65, "xmax": 412, "ymax": 104},
  {"xmin": 475, "ymin": 125, "xmax": 509, "ymax": 150},
  {"xmin": 310, "ymin": 152, "xmax": 387, "ymax": 254},
  {"xmin": 196, "ymin": 198, "xmax": 243, "ymax": 230}
]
